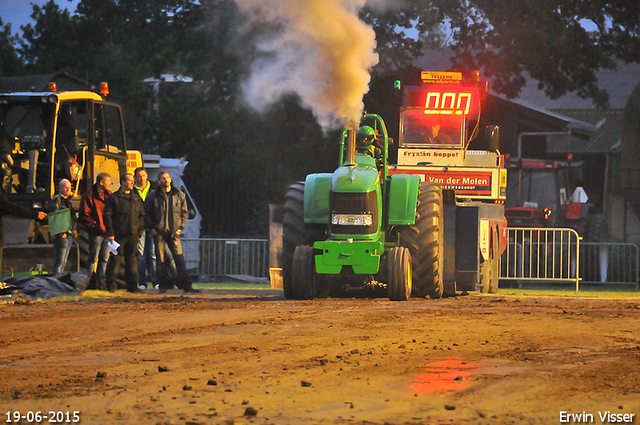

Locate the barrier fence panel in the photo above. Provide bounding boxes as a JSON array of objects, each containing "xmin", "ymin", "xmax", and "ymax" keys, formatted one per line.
[
  {"xmin": 182, "ymin": 238, "xmax": 269, "ymax": 278},
  {"xmin": 181, "ymin": 235, "xmax": 638, "ymax": 289},
  {"xmin": 580, "ymin": 243, "xmax": 639, "ymax": 289},
  {"xmin": 500, "ymin": 228, "xmax": 581, "ymax": 292}
]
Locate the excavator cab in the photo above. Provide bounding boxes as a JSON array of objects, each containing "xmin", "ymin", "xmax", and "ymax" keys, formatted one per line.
[{"xmin": 0, "ymin": 87, "xmax": 128, "ymax": 245}]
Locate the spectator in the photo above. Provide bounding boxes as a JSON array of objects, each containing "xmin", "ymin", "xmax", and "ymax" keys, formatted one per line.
[
  {"xmin": 79, "ymin": 172, "xmax": 112, "ymax": 290},
  {"xmin": 134, "ymin": 167, "xmax": 158, "ymax": 290},
  {"xmin": 50, "ymin": 179, "xmax": 77, "ymax": 274},
  {"xmin": 0, "ymin": 194, "xmax": 46, "ymax": 272},
  {"xmin": 146, "ymin": 171, "xmax": 199, "ymax": 293},
  {"xmin": 104, "ymin": 173, "xmax": 145, "ymax": 293}
]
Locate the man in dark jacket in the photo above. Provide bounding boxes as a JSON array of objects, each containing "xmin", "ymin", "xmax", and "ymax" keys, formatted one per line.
[
  {"xmin": 146, "ymin": 170, "xmax": 199, "ymax": 293},
  {"xmin": 0, "ymin": 193, "xmax": 47, "ymax": 272},
  {"xmin": 104, "ymin": 173, "xmax": 145, "ymax": 293},
  {"xmin": 79, "ymin": 172, "xmax": 112, "ymax": 290}
]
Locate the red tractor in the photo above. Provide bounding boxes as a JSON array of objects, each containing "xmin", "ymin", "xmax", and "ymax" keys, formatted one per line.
[{"xmin": 504, "ymin": 157, "xmax": 604, "ymax": 242}]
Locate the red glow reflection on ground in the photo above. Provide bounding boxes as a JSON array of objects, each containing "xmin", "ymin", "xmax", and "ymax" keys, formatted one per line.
[{"xmin": 410, "ymin": 358, "xmax": 479, "ymax": 396}]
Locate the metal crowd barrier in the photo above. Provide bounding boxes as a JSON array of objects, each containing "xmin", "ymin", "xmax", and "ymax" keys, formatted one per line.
[
  {"xmin": 500, "ymin": 228, "xmax": 581, "ymax": 292},
  {"xmin": 181, "ymin": 238, "xmax": 269, "ymax": 278},
  {"xmin": 179, "ymin": 234, "xmax": 639, "ymax": 290},
  {"xmin": 580, "ymin": 242, "xmax": 639, "ymax": 289}
]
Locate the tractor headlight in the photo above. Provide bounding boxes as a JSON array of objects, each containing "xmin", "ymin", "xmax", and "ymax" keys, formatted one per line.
[{"xmin": 331, "ymin": 213, "xmax": 373, "ymax": 226}]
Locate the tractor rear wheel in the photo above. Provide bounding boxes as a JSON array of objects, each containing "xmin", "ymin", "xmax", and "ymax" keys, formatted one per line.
[
  {"xmin": 292, "ymin": 245, "xmax": 317, "ymax": 300},
  {"xmin": 282, "ymin": 182, "xmax": 325, "ymax": 299},
  {"xmin": 387, "ymin": 247, "xmax": 411, "ymax": 301},
  {"xmin": 586, "ymin": 213, "xmax": 604, "ymax": 242},
  {"xmin": 400, "ymin": 182, "xmax": 444, "ymax": 299}
]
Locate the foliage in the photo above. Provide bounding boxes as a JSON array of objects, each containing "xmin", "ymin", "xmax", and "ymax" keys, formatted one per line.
[
  {"xmin": 18, "ymin": 1, "xmax": 77, "ymax": 74},
  {"xmin": 359, "ymin": 0, "xmax": 640, "ymax": 108},
  {"xmin": 9, "ymin": 0, "xmax": 640, "ymax": 105},
  {"xmin": 0, "ymin": 19, "xmax": 25, "ymax": 76},
  {"xmin": 4, "ymin": 0, "xmax": 640, "ymax": 234},
  {"xmin": 442, "ymin": 0, "xmax": 638, "ymax": 107}
]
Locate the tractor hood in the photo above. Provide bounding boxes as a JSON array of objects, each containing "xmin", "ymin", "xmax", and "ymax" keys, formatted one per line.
[
  {"xmin": 304, "ymin": 156, "xmax": 380, "ymax": 226},
  {"xmin": 332, "ymin": 160, "xmax": 379, "ymax": 194}
]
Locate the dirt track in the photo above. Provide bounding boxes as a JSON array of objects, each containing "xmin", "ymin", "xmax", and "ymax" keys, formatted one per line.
[{"xmin": 1, "ymin": 289, "xmax": 639, "ymax": 424}]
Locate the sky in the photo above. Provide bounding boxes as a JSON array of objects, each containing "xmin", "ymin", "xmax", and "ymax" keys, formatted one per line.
[
  {"xmin": 0, "ymin": 0, "xmax": 600, "ymax": 40},
  {"xmin": 0, "ymin": 0, "xmax": 80, "ymax": 32}
]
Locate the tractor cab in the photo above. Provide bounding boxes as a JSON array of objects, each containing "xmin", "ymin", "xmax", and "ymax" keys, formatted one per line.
[
  {"xmin": 399, "ymin": 71, "xmax": 479, "ymax": 151},
  {"xmin": 391, "ymin": 71, "xmax": 505, "ymax": 204},
  {"xmin": 401, "ymin": 107, "xmax": 466, "ymax": 148},
  {"xmin": 504, "ymin": 157, "xmax": 602, "ymax": 240}
]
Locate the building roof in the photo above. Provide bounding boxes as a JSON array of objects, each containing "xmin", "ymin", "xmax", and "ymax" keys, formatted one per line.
[
  {"xmin": 547, "ymin": 109, "xmax": 624, "ymax": 154},
  {"xmin": 0, "ymin": 73, "xmax": 56, "ymax": 93},
  {"xmin": 143, "ymin": 74, "xmax": 194, "ymax": 83},
  {"xmin": 491, "ymin": 94, "xmax": 597, "ymax": 133},
  {"xmin": 516, "ymin": 61, "xmax": 640, "ymax": 110},
  {"xmin": 0, "ymin": 72, "xmax": 95, "ymax": 93},
  {"xmin": 415, "ymin": 49, "xmax": 640, "ymax": 110}
]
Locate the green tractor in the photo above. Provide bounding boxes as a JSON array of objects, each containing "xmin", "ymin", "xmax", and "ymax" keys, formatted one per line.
[
  {"xmin": 283, "ymin": 113, "xmax": 441, "ymax": 301},
  {"xmin": 281, "ymin": 71, "xmax": 507, "ymax": 301}
]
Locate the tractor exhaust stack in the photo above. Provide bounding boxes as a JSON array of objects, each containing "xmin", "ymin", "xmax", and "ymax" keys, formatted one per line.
[{"xmin": 345, "ymin": 129, "xmax": 356, "ymax": 166}]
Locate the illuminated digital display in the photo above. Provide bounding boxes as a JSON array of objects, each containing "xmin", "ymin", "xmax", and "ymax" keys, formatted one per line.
[
  {"xmin": 405, "ymin": 87, "xmax": 478, "ymax": 116},
  {"xmin": 424, "ymin": 91, "xmax": 473, "ymax": 115}
]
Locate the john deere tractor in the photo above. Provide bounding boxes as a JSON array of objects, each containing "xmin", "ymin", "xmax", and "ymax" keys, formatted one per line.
[
  {"xmin": 282, "ymin": 71, "xmax": 507, "ymax": 300},
  {"xmin": 283, "ymin": 113, "xmax": 424, "ymax": 300}
]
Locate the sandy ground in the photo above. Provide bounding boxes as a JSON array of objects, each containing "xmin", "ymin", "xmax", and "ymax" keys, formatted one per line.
[{"xmin": 1, "ymin": 289, "xmax": 639, "ymax": 425}]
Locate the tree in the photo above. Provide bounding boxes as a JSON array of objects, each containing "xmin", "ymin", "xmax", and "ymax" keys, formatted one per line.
[
  {"xmin": 0, "ymin": 19, "xmax": 24, "ymax": 76},
  {"xmin": 12, "ymin": 0, "xmax": 640, "ymax": 235},
  {"xmin": 362, "ymin": 0, "xmax": 640, "ymax": 108},
  {"xmin": 16, "ymin": 0, "xmax": 640, "ymax": 111},
  {"xmin": 19, "ymin": 1, "xmax": 78, "ymax": 73}
]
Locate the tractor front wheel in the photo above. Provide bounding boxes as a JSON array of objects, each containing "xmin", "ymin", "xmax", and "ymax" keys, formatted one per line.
[
  {"xmin": 292, "ymin": 245, "xmax": 317, "ymax": 300},
  {"xmin": 387, "ymin": 247, "xmax": 412, "ymax": 301}
]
